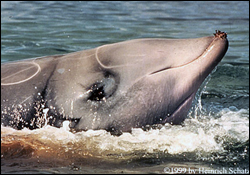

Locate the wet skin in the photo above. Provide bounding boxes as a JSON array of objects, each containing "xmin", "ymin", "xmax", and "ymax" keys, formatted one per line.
[{"xmin": 1, "ymin": 31, "xmax": 228, "ymax": 135}]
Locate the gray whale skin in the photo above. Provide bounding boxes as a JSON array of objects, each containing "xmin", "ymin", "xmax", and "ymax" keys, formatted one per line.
[{"xmin": 1, "ymin": 31, "xmax": 228, "ymax": 135}]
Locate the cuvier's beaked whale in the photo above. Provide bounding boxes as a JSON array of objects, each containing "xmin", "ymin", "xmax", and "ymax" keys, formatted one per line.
[{"xmin": 1, "ymin": 31, "xmax": 228, "ymax": 135}]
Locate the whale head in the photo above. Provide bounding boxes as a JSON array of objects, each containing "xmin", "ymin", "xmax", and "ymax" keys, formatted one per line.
[{"xmin": 1, "ymin": 31, "xmax": 228, "ymax": 135}]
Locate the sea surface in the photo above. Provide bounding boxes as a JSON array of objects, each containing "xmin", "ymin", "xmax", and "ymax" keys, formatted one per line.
[{"xmin": 1, "ymin": 1, "xmax": 249, "ymax": 174}]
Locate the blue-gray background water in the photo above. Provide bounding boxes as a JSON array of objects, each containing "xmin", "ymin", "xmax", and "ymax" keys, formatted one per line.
[{"xmin": 1, "ymin": 1, "xmax": 249, "ymax": 174}]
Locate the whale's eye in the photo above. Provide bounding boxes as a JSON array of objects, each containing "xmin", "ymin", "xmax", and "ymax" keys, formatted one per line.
[
  {"xmin": 87, "ymin": 76, "xmax": 117, "ymax": 101},
  {"xmin": 88, "ymin": 82, "xmax": 105, "ymax": 101}
]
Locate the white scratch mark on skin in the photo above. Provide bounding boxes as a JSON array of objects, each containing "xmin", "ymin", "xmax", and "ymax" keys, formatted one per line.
[
  {"xmin": 1, "ymin": 61, "xmax": 41, "ymax": 86},
  {"xmin": 95, "ymin": 45, "xmax": 145, "ymax": 69},
  {"xmin": 19, "ymin": 96, "xmax": 32, "ymax": 105}
]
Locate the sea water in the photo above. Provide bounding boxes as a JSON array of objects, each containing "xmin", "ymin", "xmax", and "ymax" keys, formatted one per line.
[{"xmin": 1, "ymin": 1, "xmax": 249, "ymax": 174}]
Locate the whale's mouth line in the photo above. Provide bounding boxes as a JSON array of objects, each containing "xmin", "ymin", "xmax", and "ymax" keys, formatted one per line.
[
  {"xmin": 149, "ymin": 48, "xmax": 207, "ymax": 75},
  {"xmin": 149, "ymin": 30, "xmax": 227, "ymax": 76},
  {"xmin": 149, "ymin": 66, "xmax": 172, "ymax": 75},
  {"xmin": 148, "ymin": 49, "xmax": 205, "ymax": 75}
]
